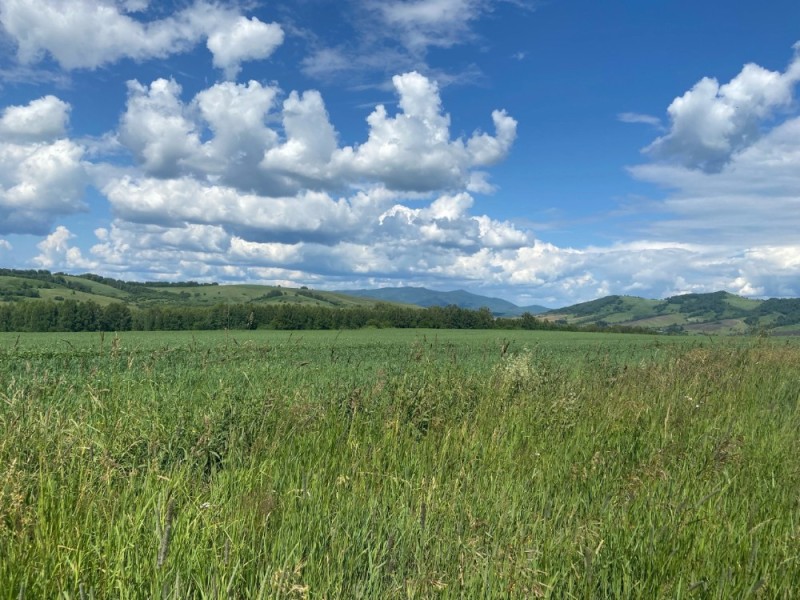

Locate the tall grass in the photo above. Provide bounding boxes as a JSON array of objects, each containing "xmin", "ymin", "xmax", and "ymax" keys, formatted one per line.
[{"xmin": 0, "ymin": 331, "xmax": 798, "ymax": 597}]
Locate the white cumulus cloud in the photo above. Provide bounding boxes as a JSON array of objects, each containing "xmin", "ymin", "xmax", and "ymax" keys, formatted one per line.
[
  {"xmin": 261, "ymin": 90, "xmax": 340, "ymax": 187},
  {"xmin": 34, "ymin": 225, "xmax": 96, "ymax": 269},
  {"xmin": 100, "ymin": 176, "xmax": 373, "ymax": 244},
  {"xmin": 207, "ymin": 16, "xmax": 284, "ymax": 80},
  {"xmin": 645, "ymin": 43, "xmax": 800, "ymax": 171},
  {"xmin": 0, "ymin": 95, "xmax": 70, "ymax": 141},
  {"xmin": 0, "ymin": 96, "xmax": 87, "ymax": 234},
  {"xmin": 333, "ymin": 72, "xmax": 516, "ymax": 191},
  {"xmin": 119, "ymin": 78, "xmax": 201, "ymax": 178},
  {"xmin": 115, "ymin": 71, "xmax": 516, "ymax": 195},
  {"xmin": 0, "ymin": 0, "xmax": 283, "ymax": 75},
  {"xmin": 631, "ymin": 115, "xmax": 800, "ymax": 246}
]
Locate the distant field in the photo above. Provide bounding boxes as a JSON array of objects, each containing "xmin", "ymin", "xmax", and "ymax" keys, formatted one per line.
[
  {"xmin": 1, "ymin": 330, "xmax": 798, "ymax": 597},
  {"xmin": 1, "ymin": 327, "xmax": 671, "ymax": 350},
  {"xmin": 0, "ymin": 329, "xmax": 738, "ymax": 361}
]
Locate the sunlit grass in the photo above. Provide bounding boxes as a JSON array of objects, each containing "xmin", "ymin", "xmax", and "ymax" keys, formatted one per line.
[{"xmin": 1, "ymin": 331, "xmax": 798, "ymax": 597}]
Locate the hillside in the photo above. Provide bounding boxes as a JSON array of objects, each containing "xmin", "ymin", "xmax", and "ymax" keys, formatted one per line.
[
  {"xmin": 339, "ymin": 286, "xmax": 549, "ymax": 316},
  {"xmin": 0, "ymin": 269, "xmax": 401, "ymax": 310},
  {"xmin": 545, "ymin": 291, "xmax": 800, "ymax": 335}
]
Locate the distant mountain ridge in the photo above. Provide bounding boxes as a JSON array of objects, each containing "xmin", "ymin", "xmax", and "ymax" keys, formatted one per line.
[{"xmin": 338, "ymin": 287, "xmax": 549, "ymax": 316}]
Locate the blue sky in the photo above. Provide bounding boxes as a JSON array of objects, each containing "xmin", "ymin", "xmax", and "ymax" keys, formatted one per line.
[{"xmin": 1, "ymin": 0, "xmax": 799, "ymax": 307}]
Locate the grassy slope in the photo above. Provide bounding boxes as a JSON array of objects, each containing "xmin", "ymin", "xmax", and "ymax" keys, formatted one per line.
[
  {"xmin": 547, "ymin": 291, "xmax": 800, "ymax": 334},
  {"xmin": 0, "ymin": 330, "xmax": 798, "ymax": 597},
  {"xmin": 0, "ymin": 276, "xmax": 120, "ymax": 306},
  {"xmin": 60, "ymin": 275, "xmax": 133, "ymax": 300},
  {"xmin": 147, "ymin": 284, "xmax": 387, "ymax": 308},
  {"xmin": 0, "ymin": 272, "xmax": 405, "ymax": 310}
]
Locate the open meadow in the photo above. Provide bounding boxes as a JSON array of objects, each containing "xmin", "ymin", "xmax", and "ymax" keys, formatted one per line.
[{"xmin": 1, "ymin": 329, "xmax": 799, "ymax": 598}]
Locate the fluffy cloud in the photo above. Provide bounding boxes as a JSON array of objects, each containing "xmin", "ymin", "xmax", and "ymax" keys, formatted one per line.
[
  {"xmin": 119, "ymin": 78, "xmax": 284, "ymax": 191},
  {"xmin": 645, "ymin": 43, "xmax": 800, "ymax": 171},
  {"xmin": 99, "ymin": 170, "xmax": 531, "ymax": 254},
  {"xmin": 100, "ymin": 69, "xmax": 522, "ymax": 282},
  {"xmin": 193, "ymin": 80, "xmax": 281, "ymax": 190},
  {"xmin": 631, "ymin": 115, "xmax": 800, "ymax": 246},
  {"xmin": 0, "ymin": 0, "xmax": 283, "ymax": 75},
  {"xmin": 33, "ymin": 225, "xmax": 96, "ymax": 269},
  {"xmin": 379, "ymin": 193, "xmax": 529, "ymax": 250},
  {"xmin": 101, "ymin": 176, "xmax": 373, "ymax": 244},
  {"xmin": 116, "ymin": 72, "xmax": 516, "ymax": 195},
  {"xmin": 206, "ymin": 16, "xmax": 284, "ymax": 80},
  {"xmin": 0, "ymin": 96, "xmax": 87, "ymax": 234},
  {"xmin": 118, "ymin": 79, "xmax": 201, "ymax": 178},
  {"xmin": 0, "ymin": 95, "xmax": 69, "ymax": 141},
  {"xmin": 334, "ymin": 73, "xmax": 516, "ymax": 190},
  {"xmin": 80, "ymin": 69, "xmax": 522, "ymax": 291},
  {"xmin": 86, "ymin": 165, "xmax": 537, "ymax": 285},
  {"xmin": 195, "ymin": 81, "xmax": 279, "ymax": 149},
  {"xmin": 261, "ymin": 90, "xmax": 340, "ymax": 188}
]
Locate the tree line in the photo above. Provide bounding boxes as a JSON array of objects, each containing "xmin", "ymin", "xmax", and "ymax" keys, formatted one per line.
[{"xmin": 0, "ymin": 299, "xmax": 652, "ymax": 334}]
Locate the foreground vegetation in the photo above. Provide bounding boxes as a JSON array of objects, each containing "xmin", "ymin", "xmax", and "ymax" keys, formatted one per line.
[{"xmin": 1, "ymin": 330, "xmax": 799, "ymax": 597}]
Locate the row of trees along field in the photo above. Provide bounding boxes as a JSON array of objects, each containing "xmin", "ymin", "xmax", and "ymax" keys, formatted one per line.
[{"xmin": 0, "ymin": 299, "xmax": 651, "ymax": 333}]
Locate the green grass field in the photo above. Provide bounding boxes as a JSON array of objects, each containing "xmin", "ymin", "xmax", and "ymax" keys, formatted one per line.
[{"xmin": 1, "ymin": 330, "xmax": 799, "ymax": 597}]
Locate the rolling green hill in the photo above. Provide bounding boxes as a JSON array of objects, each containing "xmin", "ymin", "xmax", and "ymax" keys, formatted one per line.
[
  {"xmin": 545, "ymin": 291, "xmax": 800, "ymax": 335},
  {"xmin": 0, "ymin": 269, "xmax": 403, "ymax": 310}
]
